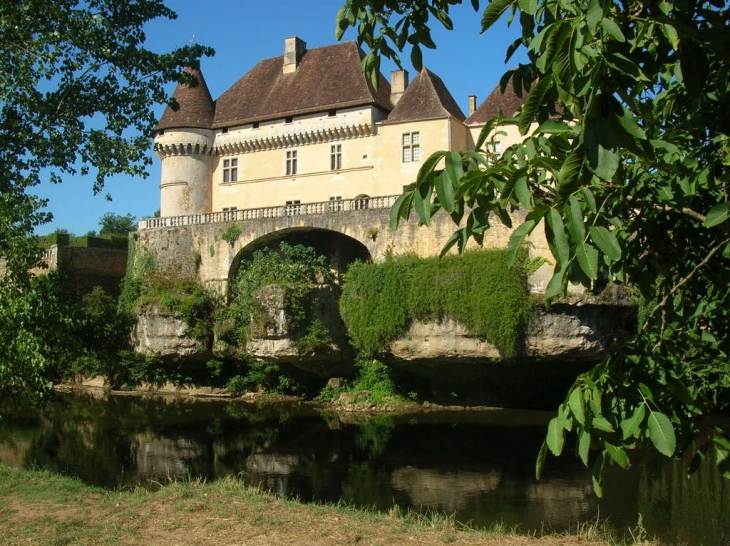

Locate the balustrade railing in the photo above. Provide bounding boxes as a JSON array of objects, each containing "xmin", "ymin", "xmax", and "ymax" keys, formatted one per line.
[{"xmin": 138, "ymin": 195, "xmax": 399, "ymax": 230}]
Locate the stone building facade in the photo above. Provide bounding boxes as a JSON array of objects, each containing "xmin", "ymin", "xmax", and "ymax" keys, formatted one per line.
[{"xmin": 154, "ymin": 36, "xmax": 529, "ymax": 219}]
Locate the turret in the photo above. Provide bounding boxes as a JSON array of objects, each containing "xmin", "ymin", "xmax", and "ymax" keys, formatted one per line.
[{"xmin": 154, "ymin": 67, "xmax": 215, "ymax": 217}]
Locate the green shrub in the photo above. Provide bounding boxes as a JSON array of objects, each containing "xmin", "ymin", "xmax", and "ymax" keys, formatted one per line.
[
  {"xmin": 339, "ymin": 249, "xmax": 532, "ymax": 357},
  {"xmin": 221, "ymin": 223, "xmax": 243, "ymax": 245}
]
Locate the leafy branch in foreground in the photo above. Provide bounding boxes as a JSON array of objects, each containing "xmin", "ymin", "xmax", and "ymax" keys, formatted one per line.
[
  {"xmin": 0, "ymin": 0, "xmax": 213, "ymax": 404},
  {"xmin": 337, "ymin": 0, "xmax": 730, "ymax": 493}
]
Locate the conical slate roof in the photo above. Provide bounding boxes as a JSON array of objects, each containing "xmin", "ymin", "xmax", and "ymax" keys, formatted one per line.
[
  {"xmin": 466, "ymin": 80, "xmax": 526, "ymax": 125},
  {"xmin": 212, "ymin": 41, "xmax": 392, "ymax": 128},
  {"xmin": 383, "ymin": 68, "xmax": 465, "ymax": 124},
  {"xmin": 156, "ymin": 67, "xmax": 215, "ymax": 131}
]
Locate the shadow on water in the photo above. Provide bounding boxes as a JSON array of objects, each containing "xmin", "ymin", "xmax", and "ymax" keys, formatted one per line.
[{"xmin": 1, "ymin": 391, "xmax": 728, "ymax": 544}]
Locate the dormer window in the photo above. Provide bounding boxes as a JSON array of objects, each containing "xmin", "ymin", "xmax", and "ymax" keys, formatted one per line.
[{"xmin": 157, "ymin": 130, "xmax": 165, "ymax": 136}]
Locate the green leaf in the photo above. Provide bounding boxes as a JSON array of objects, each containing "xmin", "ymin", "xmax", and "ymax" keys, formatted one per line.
[
  {"xmin": 545, "ymin": 262, "xmax": 568, "ymax": 301},
  {"xmin": 600, "ymin": 18, "xmax": 625, "ymax": 42},
  {"xmin": 567, "ymin": 195, "xmax": 586, "ymax": 241},
  {"xmin": 592, "ymin": 416, "xmax": 615, "ymax": 433},
  {"xmin": 620, "ymin": 404, "xmax": 646, "ymax": 440},
  {"xmin": 506, "ymin": 219, "xmax": 536, "ymax": 266},
  {"xmin": 579, "ymin": 429, "xmax": 591, "ymax": 466},
  {"xmin": 413, "ymin": 177, "xmax": 433, "ymax": 226},
  {"xmin": 481, "ymin": 0, "xmax": 515, "ymax": 32},
  {"xmin": 558, "ymin": 147, "xmax": 584, "ymax": 188},
  {"xmin": 514, "ymin": 176, "xmax": 533, "ymax": 211},
  {"xmin": 568, "ymin": 387, "xmax": 586, "ymax": 425},
  {"xmin": 585, "ymin": 120, "xmax": 619, "ymax": 182},
  {"xmin": 547, "ymin": 208, "xmax": 570, "ymax": 263},
  {"xmin": 518, "ymin": 0, "xmax": 538, "ymax": 15},
  {"xmin": 589, "ymin": 226, "xmax": 621, "ymax": 261},
  {"xmin": 575, "ymin": 241, "xmax": 599, "ymax": 280},
  {"xmin": 546, "ymin": 416, "xmax": 566, "ymax": 456},
  {"xmin": 536, "ymin": 440, "xmax": 548, "ymax": 480},
  {"xmin": 537, "ymin": 119, "xmax": 577, "ymax": 135},
  {"xmin": 647, "ymin": 411, "xmax": 676, "ymax": 457},
  {"xmin": 518, "ymin": 75, "xmax": 553, "ymax": 135},
  {"xmin": 604, "ymin": 442, "xmax": 630, "ymax": 469},
  {"xmin": 704, "ymin": 202, "xmax": 729, "ymax": 228},
  {"xmin": 389, "ymin": 190, "xmax": 413, "ymax": 230}
]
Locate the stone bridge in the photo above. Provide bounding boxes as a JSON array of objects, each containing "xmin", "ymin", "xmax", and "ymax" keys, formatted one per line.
[{"xmin": 134, "ymin": 195, "xmax": 550, "ymax": 295}]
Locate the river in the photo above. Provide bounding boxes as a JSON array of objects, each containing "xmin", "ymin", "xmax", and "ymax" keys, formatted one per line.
[{"xmin": 1, "ymin": 391, "xmax": 727, "ymax": 545}]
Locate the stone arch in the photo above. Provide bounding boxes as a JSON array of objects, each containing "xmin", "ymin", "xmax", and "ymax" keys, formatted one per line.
[{"xmin": 227, "ymin": 227, "xmax": 370, "ymax": 289}]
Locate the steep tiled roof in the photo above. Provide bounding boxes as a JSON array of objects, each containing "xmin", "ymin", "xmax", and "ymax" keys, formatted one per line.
[
  {"xmin": 383, "ymin": 68, "xmax": 465, "ymax": 124},
  {"xmin": 212, "ymin": 41, "xmax": 392, "ymax": 128},
  {"xmin": 466, "ymin": 80, "xmax": 526, "ymax": 125},
  {"xmin": 156, "ymin": 67, "xmax": 215, "ymax": 131}
]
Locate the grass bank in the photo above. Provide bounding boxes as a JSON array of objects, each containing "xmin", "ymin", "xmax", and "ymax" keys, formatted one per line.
[{"xmin": 0, "ymin": 465, "xmax": 648, "ymax": 546}]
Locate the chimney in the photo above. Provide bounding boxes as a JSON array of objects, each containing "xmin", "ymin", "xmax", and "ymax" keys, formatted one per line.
[
  {"xmin": 468, "ymin": 95, "xmax": 477, "ymax": 116},
  {"xmin": 283, "ymin": 36, "xmax": 306, "ymax": 74},
  {"xmin": 390, "ymin": 70, "xmax": 409, "ymax": 105}
]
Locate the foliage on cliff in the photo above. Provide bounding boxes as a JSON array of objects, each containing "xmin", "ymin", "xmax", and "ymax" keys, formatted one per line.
[
  {"xmin": 221, "ymin": 243, "xmax": 336, "ymax": 354},
  {"xmin": 336, "ymin": 0, "xmax": 730, "ymax": 491},
  {"xmin": 0, "ymin": 0, "xmax": 213, "ymax": 405},
  {"xmin": 339, "ymin": 249, "xmax": 532, "ymax": 356}
]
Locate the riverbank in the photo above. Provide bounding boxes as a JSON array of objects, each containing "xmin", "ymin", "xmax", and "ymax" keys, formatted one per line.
[{"xmin": 0, "ymin": 465, "xmax": 644, "ymax": 546}]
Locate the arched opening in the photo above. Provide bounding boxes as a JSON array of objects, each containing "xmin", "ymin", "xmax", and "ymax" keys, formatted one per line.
[
  {"xmin": 354, "ymin": 194, "xmax": 370, "ymax": 210},
  {"xmin": 227, "ymin": 227, "xmax": 370, "ymax": 289}
]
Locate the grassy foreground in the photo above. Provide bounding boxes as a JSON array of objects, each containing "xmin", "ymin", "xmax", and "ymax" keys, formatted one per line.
[{"xmin": 0, "ymin": 465, "xmax": 647, "ymax": 546}]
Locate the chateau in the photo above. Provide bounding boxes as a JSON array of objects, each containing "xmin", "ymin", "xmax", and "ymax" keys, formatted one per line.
[{"xmin": 154, "ymin": 36, "xmax": 526, "ymax": 217}]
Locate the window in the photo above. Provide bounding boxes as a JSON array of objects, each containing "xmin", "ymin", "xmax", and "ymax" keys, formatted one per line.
[
  {"xmin": 330, "ymin": 144, "xmax": 342, "ymax": 170},
  {"xmin": 487, "ymin": 141, "xmax": 502, "ymax": 154},
  {"xmin": 223, "ymin": 158, "xmax": 238, "ymax": 182},
  {"xmin": 222, "ymin": 127, "xmax": 229, "ymax": 134},
  {"xmin": 286, "ymin": 150, "xmax": 298, "ymax": 175},
  {"xmin": 329, "ymin": 196, "xmax": 343, "ymax": 212},
  {"xmin": 402, "ymin": 132, "xmax": 421, "ymax": 162},
  {"xmin": 285, "ymin": 199, "xmax": 301, "ymax": 216},
  {"xmin": 285, "ymin": 116, "xmax": 293, "ymax": 124},
  {"xmin": 328, "ymin": 109, "xmax": 337, "ymax": 117},
  {"xmin": 252, "ymin": 122, "xmax": 260, "ymax": 129}
]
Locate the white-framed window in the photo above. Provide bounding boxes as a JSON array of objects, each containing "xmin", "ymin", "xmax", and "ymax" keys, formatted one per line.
[
  {"xmin": 487, "ymin": 141, "xmax": 502, "ymax": 154},
  {"xmin": 330, "ymin": 144, "xmax": 342, "ymax": 170},
  {"xmin": 329, "ymin": 196, "xmax": 343, "ymax": 212},
  {"xmin": 402, "ymin": 132, "xmax": 421, "ymax": 163},
  {"xmin": 223, "ymin": 158, "xmax": 238, "ymax": 182},
  {"xmin": 286, "ymin": 150, "xmax": 298, "ymax": 175},
  {"xmin": 285, "ymin": 199, "xmax": 301, "ymax": 216}
]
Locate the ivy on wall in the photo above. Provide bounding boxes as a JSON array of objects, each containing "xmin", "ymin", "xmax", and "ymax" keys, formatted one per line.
[{"xmin": 339, "ymin": 249, "xmax": 533, "ymax": 357}]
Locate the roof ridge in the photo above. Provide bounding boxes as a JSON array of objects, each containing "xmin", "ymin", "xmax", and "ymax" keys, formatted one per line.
[{"xmin": 383, "ymin": 66, "xmax": 465, "ymax": 124}]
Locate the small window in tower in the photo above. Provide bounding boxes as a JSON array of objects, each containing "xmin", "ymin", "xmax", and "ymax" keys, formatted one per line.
[
  {"xmin": 285, "ymin": 116, "xmax": 293, "ymax": 124},
  {"xmin": 157, "ymin": 130, "xmax": 165, "ymax": 136},
  {"xmin": 252, "ymin": 121, "xmax": 260, "ymax": 129},
  {"xmin": 328, "ymin": 109, "xmax": 337, "ymax": 117},
  {"xmin": 222, "ymin": 127, "xmax": 229, "ymax": 134},
  {"xmin": 223, "ymin": 158, "xmax": 238, "ymax": 183}
]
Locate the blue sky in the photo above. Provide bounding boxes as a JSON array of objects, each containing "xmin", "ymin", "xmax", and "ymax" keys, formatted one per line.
[{"xmin": 34, "ymin": 0, "xmax": 524, "ymax": 235}]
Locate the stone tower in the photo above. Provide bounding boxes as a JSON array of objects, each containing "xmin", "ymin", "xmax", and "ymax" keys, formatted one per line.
[{"xmin": 154, "ymin": 67, "xmax": 215, "ymax": 217}]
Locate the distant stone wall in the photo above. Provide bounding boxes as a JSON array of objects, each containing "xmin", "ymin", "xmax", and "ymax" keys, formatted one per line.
[{"xmin": 57, "ymin": 246, "xmax": 129, "ymax": 297}]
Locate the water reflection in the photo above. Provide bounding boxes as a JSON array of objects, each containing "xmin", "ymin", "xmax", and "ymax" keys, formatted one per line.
[{"xmin": 1, "ymin": 391, "xmax": 728, "ymax": 544}]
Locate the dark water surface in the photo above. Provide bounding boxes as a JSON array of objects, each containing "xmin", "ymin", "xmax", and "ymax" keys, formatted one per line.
[{"xmin": 1, "ymin": 391, "xmax": 727, "ymax": 545}]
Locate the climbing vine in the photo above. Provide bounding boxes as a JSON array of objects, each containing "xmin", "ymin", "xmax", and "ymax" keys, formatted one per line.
[{"xmin": 339, "ymin": 249, "xmax": 533, "ymax": 357}]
